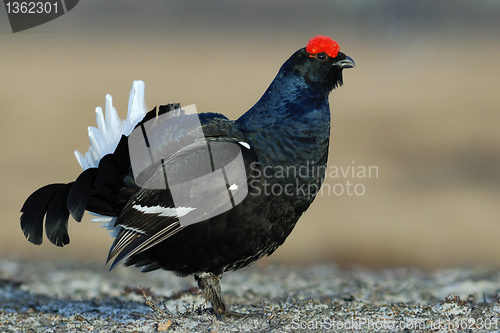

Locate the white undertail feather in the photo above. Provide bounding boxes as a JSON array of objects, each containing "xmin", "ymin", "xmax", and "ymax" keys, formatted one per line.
[
  {"xmin": 89, "ymin": 213, "xmax": 120, "ymax": 238},
  {"xmin": 74, "ymin": 80, "xmax": 148, "ymax": 170},
  {"xmin": 74, "ymin": 80, "xmax": 148, "ymax": 236}
]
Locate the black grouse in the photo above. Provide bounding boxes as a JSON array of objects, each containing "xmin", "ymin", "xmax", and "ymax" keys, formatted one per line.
[{"xmin": 20, "ymin": 35, "xmax": 354, "ymax": 316}]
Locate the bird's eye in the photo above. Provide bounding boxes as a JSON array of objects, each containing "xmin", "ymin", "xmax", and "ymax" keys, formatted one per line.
[{"xmin": 316, "ymin": 52, "xmax": 328, "ymax": 60}]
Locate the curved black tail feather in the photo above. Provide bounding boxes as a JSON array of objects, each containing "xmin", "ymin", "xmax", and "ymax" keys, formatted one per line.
[
  {"xmin": 67, "ymin": 168, "xmax": 97, "ymax": 222},
  {"xmin": 20, "ymin": 183, "xmax": 70, "ymax": 246},
  {"xmin": 45, "ymin": 183, "xmax": 73, "ymax": 246},
  {"xmin": 20, "ymin": 163, "xmax": 128, "ymax": 247}
]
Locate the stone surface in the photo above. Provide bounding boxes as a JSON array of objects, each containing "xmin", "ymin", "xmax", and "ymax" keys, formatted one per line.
[{"xmin": 1, "ymin": 260, "xmax": 500, "ymax": 332}]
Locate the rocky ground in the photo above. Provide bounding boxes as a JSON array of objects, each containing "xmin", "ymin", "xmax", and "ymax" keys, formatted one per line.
[{"xmin": 1, "ymin": 260, "xmax": 500, "ymax": 332}]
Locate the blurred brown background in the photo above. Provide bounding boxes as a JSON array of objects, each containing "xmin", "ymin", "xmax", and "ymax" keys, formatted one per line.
[{"xmin": 1, "ymin": 1, "xmax": 499, "ymax": 269}]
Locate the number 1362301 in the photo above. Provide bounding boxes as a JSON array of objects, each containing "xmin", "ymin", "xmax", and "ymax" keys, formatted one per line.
[{"xmin": 5, "ymin": 2, "xmax": 59, "ymax": 14}]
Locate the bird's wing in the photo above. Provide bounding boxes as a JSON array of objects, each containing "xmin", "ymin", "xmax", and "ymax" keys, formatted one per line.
[{"xmin": 107, "ymin": 113, "xmax": 257, "ymax": 269}]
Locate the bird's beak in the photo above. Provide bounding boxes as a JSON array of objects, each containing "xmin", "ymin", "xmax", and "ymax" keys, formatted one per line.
[{"xmin": 335, "ymin": 54, "xmax": 355, "ymax": 69}]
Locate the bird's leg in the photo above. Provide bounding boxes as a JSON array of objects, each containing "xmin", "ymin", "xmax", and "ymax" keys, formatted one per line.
[
  {"xmin": 195, "ymin": 272, "xmax": 255, "ymax": 318},
  {"xmin": 195, "ymin": 272, "xmax": 228, "ymax": 315}
]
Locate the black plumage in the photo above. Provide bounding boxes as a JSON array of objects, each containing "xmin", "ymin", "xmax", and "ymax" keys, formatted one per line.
[{"xmin": 20, "ymin": 35, "xmax": 354, "ymax": 316}]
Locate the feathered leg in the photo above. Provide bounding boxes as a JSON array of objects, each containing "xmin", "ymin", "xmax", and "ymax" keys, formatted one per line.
[
  {"xmin": 194, "ymin": 273, "xmax": 261, "ymax": 318},
  {"xmin": 194, "ymin": 273, "xmax": 229, "ymax": 316}
]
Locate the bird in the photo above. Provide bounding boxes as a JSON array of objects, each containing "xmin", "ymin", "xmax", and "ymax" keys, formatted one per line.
[{"xmin": 20, "ymin": 35, "xmax": 354, "ymax": 317}]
